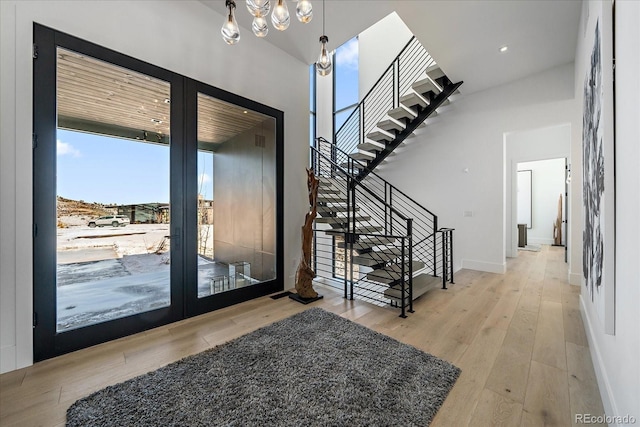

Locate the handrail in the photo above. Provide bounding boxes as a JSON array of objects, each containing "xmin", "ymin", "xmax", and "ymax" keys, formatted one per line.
[
  {"xmin": 334, "ymin": 37, "xmax": 433, "ymax": 158},
  {"xmin": 310, "ymin": 144, "xmax": 410, "ymax": 223},
  {"xmin": 335, "ymin": 35, "xmax": 416, "ymax": 137},
  {"xmin": 414, "ymin": 231, "xmax": 438, "ymax": 248},
  {"xmin": 316, "ymin": 137, "xmax": 437, "ymax": 217}
]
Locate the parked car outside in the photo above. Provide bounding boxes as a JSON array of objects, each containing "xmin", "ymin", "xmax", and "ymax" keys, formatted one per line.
[{"xmin": 88, "ymin": 215, "xmax": 130, "ymax": 228}]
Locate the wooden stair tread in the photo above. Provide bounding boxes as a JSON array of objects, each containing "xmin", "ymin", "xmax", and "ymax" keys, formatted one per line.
[
  {"xmin": 400, "ymin": 90, "xmax": 430, "ymax": 109},
  {"xmin": 388, "ymin": 104, "xmax": 418, "ymax": 121},
  {"xmin": 352, "ymin": 248, "xmax": 402, "ymax": 266},
  {"xmin": 317, "ymin": 205, "xmax": 358, "ymax": 213},
  {"xmin": 384, "ymin": 274, "xmax": 441, "ymax": 301},
  {"xmin": 324, "ymin": 225, "xmax": 383, "ymax": 235},
  {"xmin": 366, "ymin": 128, "xmax": 395, "ymax": 142},
  {"xmin": 337, "ymin": 237, "xmax": 396, "ymax": 250},
  {"xmin": 412, "ymin": 76, "xmax": 440, "ymax": 96},
  {"xmin": 357, "ymin": 142, "xmax": 385, "ymax": 152},
  {"xmin": 377, "ymin": 116, "xmax": 406, "ymax": 132},
  {"xmin": 425, "ymin": 65, "xmax": 445, "ymax": 81},
  {"xmin": 349, "ymin": 152, "xmax": 374, "ymax": 161},
  {"xmin": 366, "ymin": 261, "xmax": 425, "ymax": 283},
  {"xmin": 315, "ymin": 215, "xmax": 371, "ymax": 224}
]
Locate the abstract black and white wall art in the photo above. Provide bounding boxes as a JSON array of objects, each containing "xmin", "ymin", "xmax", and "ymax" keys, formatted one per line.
[{"xmin": 582, "ymin": 18, "xmax": 615, "ymax": 334}]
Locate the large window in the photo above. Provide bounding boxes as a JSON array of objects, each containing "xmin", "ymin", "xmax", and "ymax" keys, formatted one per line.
[
  {"xmin": 55, "ymin": 49, "xmax": 172, "ymax": 332},
  {"xmin": 334, "ymin": 37, "xmax": 359, "ymax": 131},
  {"xmin": 33, "ymin": 24, "xmax": 283, "ymax": 361}
]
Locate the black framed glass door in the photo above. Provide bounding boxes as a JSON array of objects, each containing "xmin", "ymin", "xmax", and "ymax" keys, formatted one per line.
[
  {"xmin": 33, "ymin": 24, "xmax": 283, "ymax": 361},
  {"xmin": 183, "ymin": 81, "xmax": 284, "ymax": 317}
]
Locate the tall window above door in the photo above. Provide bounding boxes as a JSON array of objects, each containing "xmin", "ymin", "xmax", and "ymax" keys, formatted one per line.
[{"xmin": 334, "ymin": 37, "xmax": 359, "ymax": 131}]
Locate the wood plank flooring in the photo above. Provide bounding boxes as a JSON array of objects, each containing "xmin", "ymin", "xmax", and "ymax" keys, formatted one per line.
[{"xmin": 0, "ymin": 246, "xmax": 605, "ymax": 426}]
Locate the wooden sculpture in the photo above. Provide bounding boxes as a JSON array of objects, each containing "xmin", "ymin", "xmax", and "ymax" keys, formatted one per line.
[
  {"xmin": 553, "ymin": 193, "xmax": 563, "ymax": 246},
  {"xmin": 294, "ymin": 168, "xmax": 320, "ymax": 299}
]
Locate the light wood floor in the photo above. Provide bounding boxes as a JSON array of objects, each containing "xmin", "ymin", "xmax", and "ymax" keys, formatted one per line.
[{"xmin": 0, "ymin": 246, "xmax": 605, "ymax": 426}]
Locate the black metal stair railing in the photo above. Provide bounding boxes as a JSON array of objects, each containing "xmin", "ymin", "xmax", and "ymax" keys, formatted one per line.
[
  {"xmin": 335, "ymin": 36, "xmax": 434, "ymax": 157},
  {"xmin": 310, "ymin": 143, "xmax": 416, "ymax": 317},
  {"xmin": 315, "ymin": 137, "xmax": 455, "ymax": 290}
]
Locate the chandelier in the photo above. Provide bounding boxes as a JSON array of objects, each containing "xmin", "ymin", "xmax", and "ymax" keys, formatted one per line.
[
  {"xmin": 222, "ymin": 0, "xmax": 313, "ymax": 43},
  {"xmin": 221, "ymin": 0, "xmax": 332, "ymax": 76}
]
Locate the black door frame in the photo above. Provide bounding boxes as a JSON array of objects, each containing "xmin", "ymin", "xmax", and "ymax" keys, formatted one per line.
[
  {"xmin": 32, "ymin": 24, "xmax": 284, "ymax": 361},
  {"xmin": 183, "ymin": 79, "xmax": 284, "ymax": 318}
]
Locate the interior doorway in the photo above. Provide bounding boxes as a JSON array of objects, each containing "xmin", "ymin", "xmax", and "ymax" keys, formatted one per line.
[
  {"xmin": 503, "ymin": 123, "xmax": 571, "ymax": 261},
  {"xmin": 516, "ymin": 158, "xmax": 567, "ymax": 252}
]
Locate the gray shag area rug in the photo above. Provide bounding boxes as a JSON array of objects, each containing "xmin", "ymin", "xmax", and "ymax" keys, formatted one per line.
[{"xmin": 67, "ymin": 308, "xmax": 460, "ymax": 426}]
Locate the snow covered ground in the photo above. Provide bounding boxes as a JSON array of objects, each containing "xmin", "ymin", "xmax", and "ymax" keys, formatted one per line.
[{"xmin": 55, "ymin": 220, "xmax": 255, "ymax": 331}]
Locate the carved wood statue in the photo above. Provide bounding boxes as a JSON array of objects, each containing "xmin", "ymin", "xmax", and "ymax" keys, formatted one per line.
[
  {"xmin": 553, "ymin": 193, "xmax": 563, "ymax": 246},
  {"xmin": 295, "ymin": 168, "xmax": 320, "ymax": 299}
]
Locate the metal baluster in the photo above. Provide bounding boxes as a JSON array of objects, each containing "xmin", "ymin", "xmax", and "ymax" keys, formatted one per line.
[
  {"xmin": 449, "ymin": 230, "xmax": 455, "ymax": 284},
  {"xmin": 441, "ymin": 231, "xmax": 448, "ymax": 290},
  {"xmin": 408, "ymin": 219, "xmax": 414, "ymax": 314},
  {"xmin": 400, "ymin": 236, "xmax": 406, "ymax": 318}
]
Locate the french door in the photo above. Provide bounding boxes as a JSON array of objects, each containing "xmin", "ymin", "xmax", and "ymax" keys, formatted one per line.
[{"xmin": 33, "ymin": 24, "xmax": 283, "ymax": 361}]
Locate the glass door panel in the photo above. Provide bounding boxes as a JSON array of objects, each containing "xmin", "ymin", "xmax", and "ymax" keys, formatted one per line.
[
  {"xmin": 55, "ymin": 47, "xmax": 172, "ymax": 331},
  {"xmin": 195, "ymin": 93, "xmax": 276, "ymax": 298}
]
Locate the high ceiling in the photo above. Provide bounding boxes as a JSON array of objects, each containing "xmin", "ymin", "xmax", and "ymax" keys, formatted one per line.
[
  {"xmin": 57, "ymin": 48, "xmax": 268, "ymax": 146},
  {"xmin": 201, "ymin": 0, "xmax": 582, "ymax": 94}
]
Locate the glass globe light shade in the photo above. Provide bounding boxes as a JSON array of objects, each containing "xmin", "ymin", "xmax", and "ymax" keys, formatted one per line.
[
  {"xmin": 316, "ymin": 35, "xmax": 332, "ymax": 76},
  {"xmin": 252, "ymin": 16, "xmax": 269, "ymax": 37},
  {"xmin": 221, "ymin": 4, "xmax": 241, "ymax": 45},
  {"xmin": 271, "ymin": 0, "xmax": 290, "ymax": 31},
  {"xmin": 246, "ymin": 0, "xmax": 270, "ymax": 18},
  {"xmin": 296, "ymin": 0, "xmax": 313, "ymax": 23}
]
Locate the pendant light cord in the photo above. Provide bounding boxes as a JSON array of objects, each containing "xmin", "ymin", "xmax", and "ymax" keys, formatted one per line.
[{"xmin": 322, "ymin": 0, "xmax": 325, "ymax": 35}]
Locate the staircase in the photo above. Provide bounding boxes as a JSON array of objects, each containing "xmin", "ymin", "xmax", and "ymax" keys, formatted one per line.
[
  {"xmin": 335, "ymin": 36, "xmax": 463, "ymax": 180},
  {"xmin": 310, "ymin": 36, "xmax": 459, "ymax": 317},
  {"xmin": 312, "ymin": 139, "xmax": 454, "ymax": 316}
]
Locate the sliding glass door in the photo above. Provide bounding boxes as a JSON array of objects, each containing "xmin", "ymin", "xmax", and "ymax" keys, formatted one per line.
[{"xmin": 33, "ymin": 24, "xmax": 283, "ymax": 361}]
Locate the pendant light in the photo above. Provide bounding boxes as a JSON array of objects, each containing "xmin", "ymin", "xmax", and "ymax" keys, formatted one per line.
[
  {"xmin": 221, "ymin": 0, "xmax": 241, "ymax": 45},
  {"xmin": 271, "ymin": 0, "xmax": 290, "ymax": 31},
  {"xmin": 252, "ymin": 16, "xmax": 269, "ymax": 37},
  {"xmin": 296, "ymin": 0, "xmax": 313, "ymax": 23},
  {"xmin": 246, "ymin": 0, "xmax": 270, "ymax": 18},
  {"xmin": 316, "ymin": 0, "xmax": 332, "ymax": 76},
  {"xmin": 221, "ymin": 0, "xmax": 312, "ymax": 43}
]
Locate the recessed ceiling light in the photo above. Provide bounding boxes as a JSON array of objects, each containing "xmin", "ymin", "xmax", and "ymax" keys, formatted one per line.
[
  {"xmin": 243, "ymin": 110, "xmax": 248, "ymax": 114},
  {"xmin": 499, "ymin": 46, "xmax": 508, "ymax": 53}
]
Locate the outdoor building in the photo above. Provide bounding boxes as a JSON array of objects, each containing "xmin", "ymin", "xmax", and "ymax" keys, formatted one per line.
[
  {"xmin": 117, "ymin": 203, "xmax": 170, "ymax": 224},
  {"xmin": 1, "ymin": 1, "xmax": 638, "ymax": 425}
]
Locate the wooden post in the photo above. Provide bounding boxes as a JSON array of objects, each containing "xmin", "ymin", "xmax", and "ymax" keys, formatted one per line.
[
  {"xmin": 553, "ymin": 193, "xmax": 563, "ymax": 246},
  {"xmin": 295, "ymin": 168, "xmax": 320, "ymax": 298}
]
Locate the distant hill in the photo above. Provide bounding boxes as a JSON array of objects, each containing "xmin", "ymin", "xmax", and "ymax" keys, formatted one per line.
[{"xmin": 57, "ymin": 196, "xmax": 111, "ymax": 218}]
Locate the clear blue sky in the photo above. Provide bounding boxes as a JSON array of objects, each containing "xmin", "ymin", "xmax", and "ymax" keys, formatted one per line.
[
  {"xmin": 335, "ymin": 37, "xmax": 359, "ymax": 111},
  {"xmin": 57, "ymin": 129, "xmax": 213, "ymax": 205}
]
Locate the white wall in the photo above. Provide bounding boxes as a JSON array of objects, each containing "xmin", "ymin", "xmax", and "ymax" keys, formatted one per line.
[
  {"xmin": 0, "ymin": 0, "xmax": 309, "ymax": 373},
  {"xmin": 358, "ymin": 12, "xmax": 413, "ymax": 100},
  {"xmin": 517, "ymin": 159, "xmax": 566, "ymax": 246},
  {"xmin": 577, "ymin": 1, "xmax": 640, "ymax": 423},
  {"xmin": 376, "ymin": 63, "xmax": 577, "ymax": 274}
]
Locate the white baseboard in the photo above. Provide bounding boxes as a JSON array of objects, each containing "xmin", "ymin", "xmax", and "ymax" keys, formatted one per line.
[
  {"xmin": 528, "ymin": 237, "xmax": 554, "ymax": 245},
  {"xmin": 0, "ymin": 345, "xmax": 16, "ymax": 374},
  {"xmin": 569, "ymin": 272, "xmax": 582, "ymax": 286},
  {"xmin": 580, "ymin": 295, "xmax": 619, "ymax": 425},
  {"xmin": 461, "ymin": 259, "xmax": 506, "ymax": 274}
]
